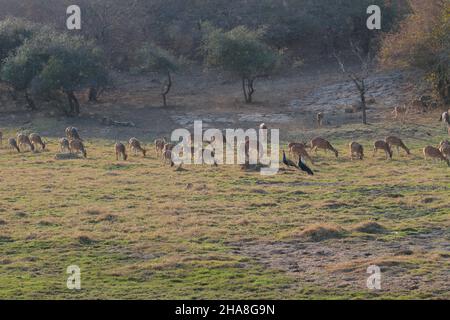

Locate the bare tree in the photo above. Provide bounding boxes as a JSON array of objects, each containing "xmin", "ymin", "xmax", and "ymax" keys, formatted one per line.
[{"xmin": 333, "ymin": 40, "xmax": 374, "ymax": 125}]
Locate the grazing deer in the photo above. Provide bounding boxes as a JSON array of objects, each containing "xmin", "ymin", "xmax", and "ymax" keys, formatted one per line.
[
  {"xmin": 423, "ymin": 146, "xmax": 449, "ymax": 166},
  {"xmin": 385, "ymin": 136, "xmax": 410, "ymax": 155},
  {"xmin": 310, "ymin": 137, "xmax": 338, "ymax": 158},
  {"xmin": 65, "ymin": 127, "xmax": 82, "ymax": 141},
  {"xmin": 373, "ymin": 140, "xmax": 392, "ymax": 160},
  {"xmin": 392, "ymin": 105, "xmax": 407, "ymax": 122},
  {"xmin": 8, "ymin": 138, "xmax": 20, "ymax": 153},
  {"xmin": 59, "ymin": 138, "xmax": 70, "ymax": 153},
  {"xmin": 154, "ymin": 137, "xmax": 166, "ymax": 156},
  {"xmin": 316, "ymin": 112, "xmax": 324, "ymax": 127},
  {"xmin": 129, "ymin": 137, "xmax": 146, "ymax": 157},
  {"xmin": 288, "ymin": 142, "xmax": 309, "ymax": 157},
  {"xmin": 438, "ymin": 141, "xmax": 450, "ymax": 160},
  {"xmin": 162, "ymin": 149, "xmax": 174, "ymax": 166},
  {"xmin": 290, "ymin": 144, "xmax": 314, "ymax": 164},
  {"xmin": 115, "ymin": 142, "xmax": 127, "ymax": 160},
  {"xmin": 17, "ymin": 133, "xmax": 34, "ymax": 152},
  {"xmin": 349, "ymin": 141, "xmax": 364, "ymax": 160},
  {"xmin": 29, "ymin": 133, "xmax": 46, "ymax": 151},
  {"xmin": 69, "ymin": 139, "xmax": 87, "ymax": 158}
]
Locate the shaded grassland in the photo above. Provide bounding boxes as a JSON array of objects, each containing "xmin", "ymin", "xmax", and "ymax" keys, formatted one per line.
[{"xmin": 0, "ymin": 119, "xmax": 449, "ymax": 299}]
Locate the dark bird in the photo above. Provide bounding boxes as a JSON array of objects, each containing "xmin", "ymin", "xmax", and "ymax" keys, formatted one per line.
[
  {"xmin": 298, "ymin": 157, "xmax": 314, "ymax": 175},
  {"xmin": 282, "ymin": 150, "xmax": 298, "ymax": 168}
]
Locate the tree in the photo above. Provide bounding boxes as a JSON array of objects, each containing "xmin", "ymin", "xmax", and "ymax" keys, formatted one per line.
[
  {"xmin": 0, "ymin": 28, "xmax": 108, "ymax": 115},
  {"xmin": 134, "ymin": 44, "xmax": 180, "ymax": 107},
  {"xmin": 0, "ymin": 17, "xmax": 40, "ymax": 101},
  {"xmin": 202, "ymin": 24, "xmax": 282, "ymax": 103},
  {"xmin": 333, "ymin": 41, "xmax": 374, "ymax": 125},
  {"xmin": 380, "ymin": 0, "xmax": 449, "ymax": 105}
]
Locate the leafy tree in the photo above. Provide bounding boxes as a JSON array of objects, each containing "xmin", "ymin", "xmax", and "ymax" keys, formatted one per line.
[
  {"xmin": 202, "ymin": 24, "xmax": 282, "ymax": 103},
  {"xmin": 134, "ymin": 44, "xmax": 180, "ymax": 107},
  {"xmin": 0, "ymin": 17, "xmax": 40, "ymax": 100},
  {"xmin": 1, "ymin": 29, "xmax": 108, "ymax": 115},
  {"xmin": 0, "ymin": 17, "xmax": 39, "ymax": 64}
]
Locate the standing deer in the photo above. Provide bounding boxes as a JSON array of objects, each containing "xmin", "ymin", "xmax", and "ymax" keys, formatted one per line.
[
  {"xmin": 316, "ymin": 112, "xmax": 324, "ymax": 127},
  {"xmin": 8, "ymin": 138, "xmax": 20, "ymax": 153},
  {"xmin": 59, "ymin": 138, "xmax": 70, "ymax": 153},
  {"xmin": 115, "ymin": 142, "xmax": 127, "ymax": 161},
  {"xmin": 423, "ymin": 146, "xmax": 449, "ymax": 166},
  {"xmin": 392, "ymin": 105, "xmax": 407, "ymax": 123},
  {"xmin": 373, "ymin": 140, "xmax": 392, "ymax": 160}
]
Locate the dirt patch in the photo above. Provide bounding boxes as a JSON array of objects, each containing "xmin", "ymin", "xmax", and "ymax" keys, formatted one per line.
[{"xmin": 232, "ymin": 228, "xmax": 449, "ymax": 296}]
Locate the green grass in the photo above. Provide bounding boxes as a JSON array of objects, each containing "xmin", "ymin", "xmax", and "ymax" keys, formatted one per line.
[{"xmin": 0, "ymin": 119, "xmax": 449, "ymax": 299}]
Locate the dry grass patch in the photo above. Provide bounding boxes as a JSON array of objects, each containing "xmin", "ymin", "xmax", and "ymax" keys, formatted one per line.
[
  {"xmin": 351, "ymin": 221, "xmax": 387, "ymax": 234},
  {"xmin": 286, "ymin": 223, "xmax": 347, "ymax": 242}
]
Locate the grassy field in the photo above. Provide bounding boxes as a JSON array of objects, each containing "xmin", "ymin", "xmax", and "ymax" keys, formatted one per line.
[{"xmin": 0, "ymin": 119, "xmax": 449, "ymax": 299}]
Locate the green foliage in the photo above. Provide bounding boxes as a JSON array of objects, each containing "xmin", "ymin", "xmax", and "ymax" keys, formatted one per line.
[
  {"xmin": 380, "ymin": 1, "xmax": 449, "ymax": 103},
  {"xmin": 1, "ymin": 26, "xmax": 108, "ymax": 98},
  {"xmin": 0, "ymin": 17, "xmax": 40, "ymax": 65},
  {"xmin": 133, "ymin": 44, "xmax": 180, "ymax": 74},
  {"xmin": 202, "ymin": 24, "xmax": 282, "ymax": 79}
]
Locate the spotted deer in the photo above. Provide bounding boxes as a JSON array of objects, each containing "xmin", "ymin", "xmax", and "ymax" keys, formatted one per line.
[
  {"xmin": 392, "ymin": 105, "xmax": 407, "ymax": 122},
  {"xmin": 129, "ymin": 138, "xmax": 146, "ymax": 157},
  {"xmin": 290, "ymin": 144, "xmax": 314, "ymax": 164},
  {"xmin": 154, "ymin": 137, "xmax": 167, "ymax": 156},
  {"xmin": 8, "ymin": 138, "xmax": 20, "ymax": 153},
  {"xmin": 69, "ymin": 139, "xmax": 87, "ymax": 158},
  {"xmin": 29, "ymin": 133, "xmax": 46, "ymax": 151},
  {"xmin": 385, "ymin": 136, "xmax": 410, "ymax": 155},
  {"xmin": 373, "ymin": 140, "xmax": 392, "ymax": 160},
  {"xmin": 115, "ymin": 142, "xmax": 127, "ymax": 160},
  {"xmin": 423, "ymin": 146, "xmax": 449, "ymax": 166},
  {"xmin": 349, "ymin": 141, "xmax": 364, "ymax": 160},
  {"xmin": 310, "ymin": 137, "xmax": 338, "ymax": 158},
  {"xmin": 17, "ymin": 133, "xmax": 34, "ymax": 152},
  {"xmin": 316, "ymin": 112, "xmax": 324, "ymax": 127},
  {"xmin": 65, "ymin": 127, "xmax": 82, "ymax": 141},
  {"xmin": 59, "ymin": 138, "xmax": 70, "ymax": 153}
]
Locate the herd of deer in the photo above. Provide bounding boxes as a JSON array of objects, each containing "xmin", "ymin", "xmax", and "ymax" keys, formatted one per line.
[
  {"xmin": 287, "ymin": 135, "xmax": 450, "ymax": 167},
  {"xmin": 0, "ymin": 120, "xmax": 449, "ymax": 168}
]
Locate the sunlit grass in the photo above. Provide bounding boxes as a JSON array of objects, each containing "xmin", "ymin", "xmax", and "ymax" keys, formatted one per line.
[{"xmin": 0, "ymin": 118, "xmax": 449, "ymax": 299}]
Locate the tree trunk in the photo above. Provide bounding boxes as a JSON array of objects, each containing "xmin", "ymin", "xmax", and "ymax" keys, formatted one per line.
[
  {"xmin": 360, "ymin": 91, "xmax": 367, "ymax": 125},
  {"xmin": 247, "ymin": 78, "xmax": 255, "ymax": 103},
  {"xmin": 66, "ymin": 91, "xmax": 80, "ymax": 116},
  {"xmin": 242, "ymin": 77, "xmax": 255, "ymax": 104},
  {"xmin": 88, "ymin": 87, "xmax": 98, "ymax": 102},
  {"xmin": 161, "ymin": 71, "xmax": 172, "ymax": 107},
  {"xmin": 24, "ymin": 92, "xmax": 37, "ymax": 110},
  {"xmin": 242, "ymin": 77, "xmax": 248, "ymax": 103}
]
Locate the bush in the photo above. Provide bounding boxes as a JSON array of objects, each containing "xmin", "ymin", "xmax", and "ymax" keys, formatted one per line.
[{"xmin": 380, "ymin": 1, "xmax": 450, "ymax": 104}]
